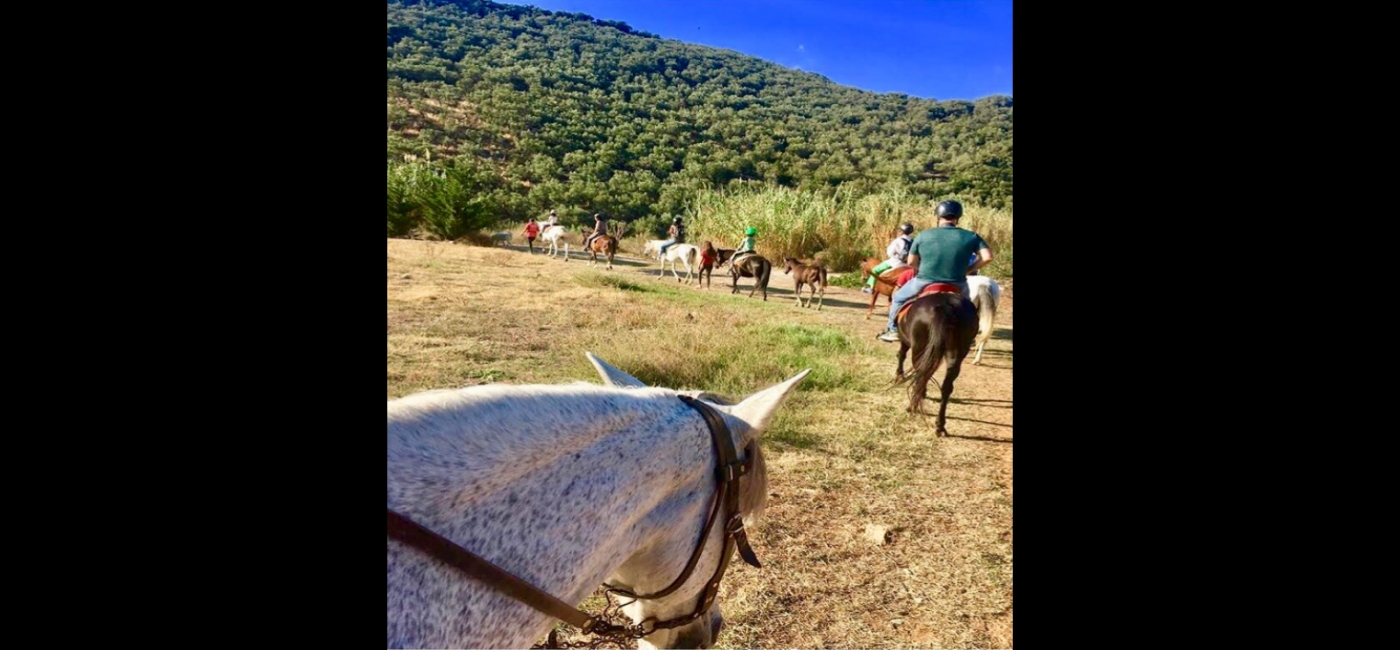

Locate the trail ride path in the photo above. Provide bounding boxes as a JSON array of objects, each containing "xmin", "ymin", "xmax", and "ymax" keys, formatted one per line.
[{"xmin": 388, "ymin": 239, "xmax": 1013, "ymax": 648}]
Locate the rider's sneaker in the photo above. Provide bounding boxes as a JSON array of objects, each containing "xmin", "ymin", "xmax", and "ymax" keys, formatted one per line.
[
  {"xmin": 877, "ymin": 330, "xmax": 900, "ymax": 343},
  {"xmin": 861, "ymin": 286, "xmax": 873, "ymax": 294}
]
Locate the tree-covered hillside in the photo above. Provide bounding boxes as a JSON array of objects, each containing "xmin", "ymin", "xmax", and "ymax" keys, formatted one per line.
[{"xmin": 387, "ymin": 0, "xmax": 1012, "ymax": 230}]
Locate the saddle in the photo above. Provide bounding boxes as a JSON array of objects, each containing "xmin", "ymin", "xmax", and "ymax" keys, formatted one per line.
[
  {"xmin": 876, "ymin": 268, "xmax": 904, "ymax": 285},
  {"xmin": 895, "ymin": 283, "xmax": 963, "ymax": 325}
]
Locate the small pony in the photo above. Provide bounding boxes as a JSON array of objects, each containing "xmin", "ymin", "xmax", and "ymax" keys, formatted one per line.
[
  {"xmin": 584, "ymin": 234, "xmax": 618, "ymax": 270},
  {"xmin": 892, "ymin": 284, "xmax": 980, "ymax": 436},
  {"xmin": 657, "ymin": 243, "xmax": 700, "ymax": 284},
  {"xmin": 540, "ymin": 225, "xmax": 571, "ymax": 261},
  {"xmin": 782, "ymin": 258, "xmax": 827, "ymax": 310},
  {"xmin": 728, "ymin": 253, "xmax": 771, "ymax": 301}
]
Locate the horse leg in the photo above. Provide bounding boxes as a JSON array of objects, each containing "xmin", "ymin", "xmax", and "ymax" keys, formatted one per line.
[
  {"xmin": 816, "ymin": 282, "xmax": 824, "ymax": 311},
  {"xmin": 936, "ymin": 357, "xmax": 966, "ymax": 437},
  {"xmin": 896, "ymin": 340, "xmax": 909, "ymax": 379},
  {"xmin": 794, "ymin": 280, "xmax": 804, "ymax": 307}
]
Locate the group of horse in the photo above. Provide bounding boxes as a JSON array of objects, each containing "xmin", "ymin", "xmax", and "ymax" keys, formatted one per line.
[
  {"xmin": 640, "ymin": 240, "xmax": 829, "ymax": 310},
  {"xmin": 533, "ymin": 223, "xmax": 619, "ymax": 269}
]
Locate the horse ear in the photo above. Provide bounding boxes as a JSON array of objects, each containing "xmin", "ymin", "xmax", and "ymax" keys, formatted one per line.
[
  {"xmin": 729, "ymin": 369, "xmax": 811, "ymax": 437},
  {"xmin": 586, "ymin": 352, "xmax": 649, "ymax": 388}
]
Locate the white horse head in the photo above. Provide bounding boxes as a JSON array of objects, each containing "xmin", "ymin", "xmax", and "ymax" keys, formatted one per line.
[
  {"xmin": 388, "ymin": 353, "xmax": 810, "ymax": 649},
  {"xmin": 643, "ymin": 239, "xmax": 667, "ymax": 260}
]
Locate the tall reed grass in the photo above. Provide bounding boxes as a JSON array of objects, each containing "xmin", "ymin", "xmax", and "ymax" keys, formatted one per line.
[
  {"xmin": 683, "ymin": 186, "xmax": 1013, "ymax": 277},
  {"xmin": 479, "ymin": 185, "xmax": 1015, "ymax": 278}
]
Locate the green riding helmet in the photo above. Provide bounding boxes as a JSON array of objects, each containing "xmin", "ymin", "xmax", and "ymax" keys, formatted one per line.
[{"xmin": 745, "ymin": 227, "xmax": 757, "ymax": 236}]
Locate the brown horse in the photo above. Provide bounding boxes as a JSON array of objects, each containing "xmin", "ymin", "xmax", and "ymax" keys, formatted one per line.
[
  {"xmin": 893, "ymin": 285, "xmax": 980, "ymax": 436},
  {"xmin": 584, "ymin": 234, "xmax": 618, "ymax": 270},
  {"xmin": 782, "ymin": 258, "xmax": 827, "ymax": 310},
  {"xmin": 860, "ymin": 257, "xmax": 907, "ymax": 320},
  {"xmin": 728, "ymin": 253, "xmax": 771, "ymax": 301}
]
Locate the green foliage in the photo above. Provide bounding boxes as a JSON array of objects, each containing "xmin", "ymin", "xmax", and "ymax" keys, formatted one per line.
[
  {"xmin": 827, "ymin": 272, "xmax": 866, "ymax": 289},
  {"xmin": 386, "ymin": 0, "xmax": 1013, "ymax": 236},
  {"xmin": 385, "ymin": 160, "xmax": 497, "ymax": 240}
]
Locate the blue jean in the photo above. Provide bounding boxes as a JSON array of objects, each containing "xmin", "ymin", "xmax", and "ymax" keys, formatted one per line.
[
  {"xmin": 659, "ymin": 239, "xmax": 677, "ymax": 255},
  {"xmin": 886, "ymin": 278, "xmax": 968, "ymax": 332}
]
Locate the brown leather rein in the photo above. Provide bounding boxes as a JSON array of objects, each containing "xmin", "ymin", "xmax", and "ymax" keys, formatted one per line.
[{"xmin": 386, "ymin": 394, "xmax": 761, "ymax": 641}]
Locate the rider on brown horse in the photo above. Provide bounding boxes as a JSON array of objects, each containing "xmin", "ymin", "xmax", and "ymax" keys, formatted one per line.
[
  {"xmin": 582, "ymin": 212, "xmax": 608, "ymax": 250},
  {"xmin": 878, "ymin": 200, "xmax": 994, "ymax": 342}
]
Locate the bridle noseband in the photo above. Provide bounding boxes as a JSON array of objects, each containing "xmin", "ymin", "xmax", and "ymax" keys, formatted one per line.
[{"xmin": 386, "ymin": 394, "xmax": 760, "ymax": 643}]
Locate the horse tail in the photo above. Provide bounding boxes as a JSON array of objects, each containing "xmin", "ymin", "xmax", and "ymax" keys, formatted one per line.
[
  {"xmin": 758, "ymin": 258, "xmax": 771, "ymax": 289},
  {"xmin": 817, "ymin": 264, "xmax": 828, "ymax": 289},
  {"xmin": 896, "ymin": 296, "xmax": 959, "ymax": 414},
  {"xmin": 972, "ymin": 280, "xmax": 996, "ymax": 338}
]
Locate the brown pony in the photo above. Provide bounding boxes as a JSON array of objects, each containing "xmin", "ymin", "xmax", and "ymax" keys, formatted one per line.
[
  {"xmin": 782, "ymin": 258, "xmax": 827, "ymax": 310},
  {"xmin": 859, "ymin": 257, "xmax": 905, "ymax": 320},
  {"xmin": 584, "ymin": 234, "xmax": 618, "ymax": 270},
  {"xmin": 728, "ymin": 253, "xmax": 771, "ymax": 301}
]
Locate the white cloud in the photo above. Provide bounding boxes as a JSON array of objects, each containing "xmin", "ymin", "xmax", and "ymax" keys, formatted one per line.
[{"xmin": 797, "ymin": 44, "xmax": 805, "ymax": 51}]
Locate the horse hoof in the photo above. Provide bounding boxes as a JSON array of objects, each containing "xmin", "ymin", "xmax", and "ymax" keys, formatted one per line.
[{"xmin": 936, "ymin": 429, "xmax": 948, "ymax": 437}]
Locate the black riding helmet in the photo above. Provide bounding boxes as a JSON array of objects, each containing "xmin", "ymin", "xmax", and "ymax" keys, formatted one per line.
[
  {"xmin": 900, "ymin": 223, "xmax": 914, "ymax": 234},
  {"xmin": 673, "ymin": 217, "xmax": 682, "ymax": 223},
  {"xmin": 935, "ymin": 200, "xmax": 963, "ymax": 219}
]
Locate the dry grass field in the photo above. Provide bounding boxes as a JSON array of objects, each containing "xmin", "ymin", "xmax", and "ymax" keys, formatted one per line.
[{"xmin": 388, "ymin": 238, "xmax": 1013, "ymax": 648}]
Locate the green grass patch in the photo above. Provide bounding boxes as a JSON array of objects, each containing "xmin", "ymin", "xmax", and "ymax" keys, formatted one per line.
[{"xmin": 574, "ymin": 272, "xmax": 652, "ymax": 292}]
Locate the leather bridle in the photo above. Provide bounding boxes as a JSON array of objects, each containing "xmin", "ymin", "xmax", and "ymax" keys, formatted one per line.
[{"xmin": 386, "ymin": 394, "xmax": 760, "ymax": 641}]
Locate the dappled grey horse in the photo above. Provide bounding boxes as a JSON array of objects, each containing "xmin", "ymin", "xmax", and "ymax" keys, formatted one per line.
[{"xmin": 388, "ymin": 353, "xmax": 810, "ymax": 648}]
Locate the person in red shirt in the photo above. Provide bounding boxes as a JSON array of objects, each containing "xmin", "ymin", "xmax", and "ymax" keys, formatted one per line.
[
  {"xmin": 522, "ymin": 217, "xmax": 541, "ymax": 254},
  {"xmin": 698, "ymin": 241, "xmax": 718, "ymax": 288}
]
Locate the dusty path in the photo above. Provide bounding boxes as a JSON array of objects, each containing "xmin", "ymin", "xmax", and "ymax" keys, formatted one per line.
[{"xmin": 388, "ymin": 239, "xmax": 1013, "ymax": 648}]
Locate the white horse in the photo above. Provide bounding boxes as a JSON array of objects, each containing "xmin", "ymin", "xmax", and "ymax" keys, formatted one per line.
[
  {"xmin": 642, "ymin": 239, "xmax": 670, "ymax": 261},
  {"xmin": 540, "ymin": 225, "xmax": 570, "ymax": 261},
  {"xmin": 388, "ymin": 353, "xmax": 810, "ymax": 649},
  {"xmin": 657, "ymin": 243, "xmax": 700, "ymax": 284},
  {"xmin": 967, "ymin": 275, "xmax": 1001, "ymax": 365}
]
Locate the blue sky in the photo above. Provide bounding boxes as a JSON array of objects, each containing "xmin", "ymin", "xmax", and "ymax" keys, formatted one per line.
[{"xmin": 513, "ymin": 0, "xmax": 1012, "ymax": 101}]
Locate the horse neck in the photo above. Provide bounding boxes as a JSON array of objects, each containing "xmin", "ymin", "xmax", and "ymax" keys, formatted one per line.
[{"xmin": 387, "ymin": 384, "xmax": 736, "ymax": 647}]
